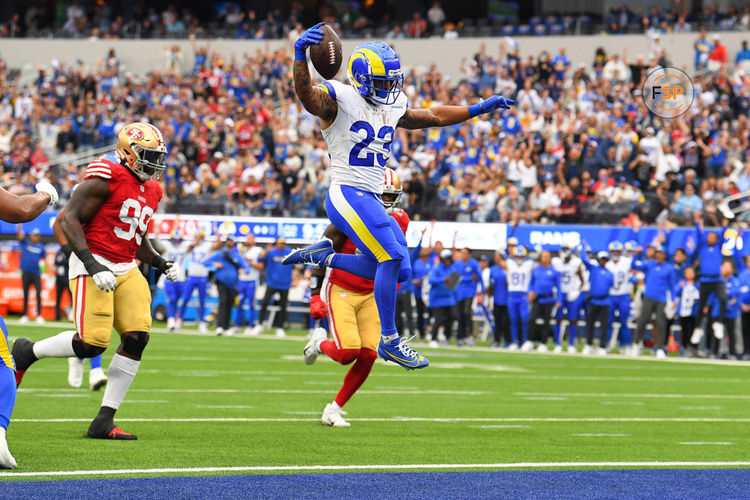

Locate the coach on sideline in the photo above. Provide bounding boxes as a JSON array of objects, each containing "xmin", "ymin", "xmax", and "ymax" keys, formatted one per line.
[
  {"xmin": 203, "ymin": 238, "xmax": 251, "ymax": 335},
  {"xmin": 257, "ymin": 237, "xmax": 293, "ymax": 337},
  {"xmin": 17, "ymin": 225, "xmax": 46, "ymax": 324}
]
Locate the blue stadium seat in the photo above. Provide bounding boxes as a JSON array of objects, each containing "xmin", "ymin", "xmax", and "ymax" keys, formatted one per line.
[
  {"xmin": 501, "ymin": 25, "xmax": 515, "ymax": 35},
  {"xmin": 549, "ymin": 24, "xmax": 563, "ymax": 34},
  {"xmin": 529, "ymin": 16, "xmax": 542, "ymax": 26},
  {"xmin": 517, "ymin": 24, "xmax": 530, "ymax": 35},
  {"xmin": 718, "ymin": 19, "xmax": 735, "ymax": 30},
  {"xmin": 533, "ymin": 24, "xmax": 547, "ymax": 35}
]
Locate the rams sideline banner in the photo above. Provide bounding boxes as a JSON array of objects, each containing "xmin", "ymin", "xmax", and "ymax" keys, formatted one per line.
[{"xmin": 7, "ymin": 212, "xmax": 748, "ymax": 255}]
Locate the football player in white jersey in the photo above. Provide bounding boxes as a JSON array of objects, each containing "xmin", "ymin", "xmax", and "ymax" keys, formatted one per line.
[
  {"xmin": 605, "ymin": 241, "xmax": 633, "ymax": 350},
  {"xmin": 552, "ymin": 243, "xmax": 585, "ymax": 353},
  {"xmin": 177, "ymin": 232, "xmax": 215, "ymax": 334},
  {"xmin": 239, "ymin": 234, "xmax": 264, "ymax": 335},
  {"xmin": 161, "ymin": 230, "xmax": 189, "ymax": 332},
  {"xmin": 285, "ymin": 25, "xmax": 513, "ymax": 369},
  {"xmin": 505, "ymin": 246, "xmax": 534, "ymax": 350}
]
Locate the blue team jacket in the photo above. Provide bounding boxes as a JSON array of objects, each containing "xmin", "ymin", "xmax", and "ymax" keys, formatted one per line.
[
  {"xmin": 489, "ymin": 265, "xmax": 508, "ymax": 306},
  {"xmin": 428, "ymin": 262, "xmax": 457, "ymax": 308},
  {"xmin": 632, "ymin": 259, "xmax": 677, "ymax": 303},
  {"xmin": 694, "ymin": 223, "xmax": 726, "ymax": 282},
  {"xmin": 454, "ymin": 258, "xmax": 484, "ymax": 301},
  {"xmin": 529, "ymin": 264, "xmax": 562, "ymax": 304},
  {"xmin": 203, "ymin": 248, "xmax": 251, "ymax": 289},
  {"xmin": 581, "ymin": 254, "xmax": 614, "ymax": 305}
]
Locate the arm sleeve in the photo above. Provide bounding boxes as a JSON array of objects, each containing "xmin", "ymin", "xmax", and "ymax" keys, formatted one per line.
[
  {"xmin": 202, "ymin": 252, "xmax": 219, "ymax": 267},
  {"xmin": 631, "ymin": 259, "xmax": 646, "ymax": 272},
  {"xmin": 427, "ymin": 267, "xmax": 444, "ymax": 285},
  {"xmin": 555, "ymin": 272, "xmax": 563, "ymax": 303},
  {"xmin": 580, "ymin": 252, "xmax": 593, "ymax": 272},
  {"xmin": 475, "ymin": 263, "xmax": 485, "ymax": 294}
]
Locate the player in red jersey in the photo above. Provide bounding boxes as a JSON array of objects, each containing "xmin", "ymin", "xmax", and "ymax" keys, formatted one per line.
[
  {"xmin": 12, "ymin": 123, "xmax": 179, "ymax": 440},
  {"xmin": 302, "ymin": 169, "xmax": 420, "ymax": 427}
]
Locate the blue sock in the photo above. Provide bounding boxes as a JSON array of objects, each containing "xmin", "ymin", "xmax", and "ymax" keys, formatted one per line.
[
  {"xmin": 521, "ymin": 318, "xmax": 529, "ymax": 342},
  {"xmin": 374, "ymin": 259, "xmax": 400, "ymax": 337},
  {"xmin": 569, "ymin": 323, "xmax": 577, "ymax": 345},
  {"xmin": 89, "ymin": 355, "xmax": 102, "ymax": 370},
  {"xmin": 330, "ymin": 253, "xmax": 378, "ymax": 280},
  {"xmin": 0, "ymin": 366, "xmax": 16, "ymax": 430},
  {"xmin": 554, "ymin": 323, "xmax": 561, "ymax": 345}
]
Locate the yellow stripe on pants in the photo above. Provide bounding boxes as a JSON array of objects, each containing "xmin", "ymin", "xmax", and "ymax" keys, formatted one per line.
[{"xmin": 329, "ymin": 184, "xmax": 391, "ymax": 263}]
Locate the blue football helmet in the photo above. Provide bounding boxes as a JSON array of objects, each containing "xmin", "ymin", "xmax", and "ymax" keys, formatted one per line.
[
  {"xmin": 608, "ymin": 241, "xmax": 624, "ymax": 253},
  {"xmin": 625, "ymin": 240, "xmax": 639, "ymax": 253},
  {"xmin": 513, "ymin": 245, "xmax": 528, "ymax": 258},
  {"xmin": 347, "ymin": 41, "xmax": 404, "ymax": 105}
]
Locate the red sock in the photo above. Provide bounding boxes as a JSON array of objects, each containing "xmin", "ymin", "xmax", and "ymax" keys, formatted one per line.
[
  {"xmin": 319, "ymin": 340, "xmax": 359, "ymax": 365},
  {"xmin": 334, "ymin": 348, "xmax": 377, "ymax": 407}
]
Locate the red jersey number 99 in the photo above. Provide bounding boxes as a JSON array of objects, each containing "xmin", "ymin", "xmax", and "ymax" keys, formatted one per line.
[{"xmin": 113, "ymin": 198, "xmax": 154, "ymax": 245}]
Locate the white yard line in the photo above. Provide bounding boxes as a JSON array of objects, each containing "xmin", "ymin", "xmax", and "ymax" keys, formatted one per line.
[
  {"xmin": 601, "ymin": 402, "xmax": 645, "ymax": 405},
  {"xmin": 471, "ymin": 425, "xmax": 530, "ymax": 429},
  {"xmin": 19, "ymin": 388, "xmax": 485, "ymax": 395},
  {"xmin": 678, "ymin": 442, "xmax": 733, "ymax": 445},
  {"xmin": 516, "ymin": 392, "xmax": 750, "ymax": 400},
  {"xmin": 11, "ymin": 417, "xmax": 750, "ymax": 423},
  {"xmin": 4, "ymin": 461, "xmax": 750, "ymax": 478}
]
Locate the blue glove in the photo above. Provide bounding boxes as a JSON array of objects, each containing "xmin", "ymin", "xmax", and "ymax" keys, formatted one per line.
[
  {"xmin": 294, "ymin": 22, "xmax": 325, "ymax": 62},
  {"xmin": 468, "ymin": 95, "xmax": 515, "ymax": 117}
]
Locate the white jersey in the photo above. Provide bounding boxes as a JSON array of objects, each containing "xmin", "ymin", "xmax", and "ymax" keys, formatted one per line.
[
  {"xmin": 678, "ymin": 281, "xmax": 699, "ymax": 317},
  {"xmin": 552, "ymin": 255, "xmax": 583, "ymax": 301},
  {"xmin": 241, "ymin": 245, "xmax": 263, "ymax": 282},
  {"xmin": 185, "ymin": 241, "xmax": 212, "ymax": 278},
  {"xmin": 506, "ymin": 258, "xmax": 534, "ymax": 293},
  {"xmin": 606, "ymin": 256, "xmax": 633, "ymax": 296},
  {"xmin": 161, "ymin": 239, "xmax": 190, "ymax": 282},
  {"xmin": 320, "ymin": 80, "xmax": 408, "ymax": 194}
]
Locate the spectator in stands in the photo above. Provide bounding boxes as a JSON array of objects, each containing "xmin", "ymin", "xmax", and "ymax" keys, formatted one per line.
[
  {"xmin": 671, "ymin": 184, "xmax": 703, "ymax": 224},
  {"xmin": 427, "ymin": 2, "xmax": 446, "ymax": 32},
  {"xmin": 256, "ymin": 238, "xmax": 292, "ymax": 337},
  {"xmin": 203, "ymin": 238, "xmax": 250, "ymax": 335},
  {"xmin": 408, "ymin": 12, "xmax": 427, "ymax": 38},
  {"xmin": 17, "ymin": 226, "xmax": 45, "ymax": 324},
  {"xmin": 708, "ymin": 34, "xmax": 728, "ymax": 70}
]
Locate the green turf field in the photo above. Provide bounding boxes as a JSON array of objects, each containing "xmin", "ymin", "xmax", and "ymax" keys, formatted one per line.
[{"xmin": 2, "ymin": 321, "xmax": 750, "ymax": 481}]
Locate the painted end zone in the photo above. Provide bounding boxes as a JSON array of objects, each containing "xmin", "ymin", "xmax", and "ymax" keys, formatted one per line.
[{"xmin": 3, "ymin": 470, "xmax": 748, "ymax": 499}]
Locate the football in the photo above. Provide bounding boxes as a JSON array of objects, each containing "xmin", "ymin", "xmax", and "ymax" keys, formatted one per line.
[{"xmin": 310, "ymin": 24, "xmax": 342, "ymax": 80}]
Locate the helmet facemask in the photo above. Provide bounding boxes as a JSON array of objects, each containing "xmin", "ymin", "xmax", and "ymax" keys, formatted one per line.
[{"xmin": 129, "ymin": 143, "xmax": 166, "ymax": 181}]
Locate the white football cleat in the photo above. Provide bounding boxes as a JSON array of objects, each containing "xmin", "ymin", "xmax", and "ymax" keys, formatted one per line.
[
  {"xmin": 89, "ymin": 367, "xmax": 108, "ymax": 391},
  {"xmin": 67, "ymin": 357, "xmax": 84, "ymax": 388},
  {"xmin": 250, "ymin": 325, "xmax": 263, "ymax": 336},
  {"xmin": 18, "ymin": 316, "xmax": 28, "ymax": 325},
  {"xmin": 0, "ymin": 429, "xmax": 17, "ymax": 469},
  {"xmin": 175, "ymin": 318, "xmax": 183, "ymax": 331},
  {"xmin": 536, "ymin": 343, "xmax": 549, "ymax": 353},
  {"xmin": 35, "ymin": 316, "xmax": 45, "ymax": 325},
  {"xmin": 275, "ymin": 328, "xmax": 286, "ymax": 338},
  {"xmin": 566, "ymin": 344, "xmax": 577, "ymax": 354},
  {"xmin": 520, "ymin": 340, "xmax": 534, "ymax": 352},
  {"xmin": 198, "ymin": 322, "xmax": 208, "ymax": 334},
  {"xmin": 216, "ymin": 327, "xmax": 224, "ymax": 336},
  {"xmin": 655, "ymin": 349, "xmax": 667, "ymax": 359},
  {"xmin": 597, "ymin": 347, "xmax": 607, "ymax": 356},
  {"xmin": 582, "ymin": 345, "xmax": 593, "ymax": 355},
  {"xmin": 428, "ymin": 340, "xmax": 439, "ymax": 348},
  {"xmin": 691, "ymin": 327, "xmax": 704, "ymax": 345},
  {"xmin": 553, "ymin": 345, "xmax": 563, "ymax": 354},
  {"xmin": 167, "ymin": 317, "xmax": 175, "ymax": 332},
  {"xmin": 304, "ymin": 328, "xmax": 327, "ymax": 365},
  {"xmin": 321, "ymin": 403, "xmax": 350, "ymax": 428},
  {"xmin": 507, "ymin": 343, "xmax": 519, "ymax": 351},
  {"xmin": 712, "ymin": 322, "xmax": 724, "ymax": 340},
  {"xmin": 630, "ymin": 344, "xmax": 641, "ymax": 357}
]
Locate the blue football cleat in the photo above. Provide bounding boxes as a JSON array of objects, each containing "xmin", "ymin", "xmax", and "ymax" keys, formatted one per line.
[
  {"xmin": 378, "ymin": 337, "xmax": 429, "ymax": 370},
  {"xmin": 282, "ymin": 237, "xmax": 334, "ymax": 268}
]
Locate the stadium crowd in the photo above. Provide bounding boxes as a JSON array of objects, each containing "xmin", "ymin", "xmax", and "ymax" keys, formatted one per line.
[
  {"xmin": 1, "ymin": 26, "xmax": 749, "ymax": 226},
  {"xmin": 2, "ymin": 2, "xmax": 750, "ymax": 39}
]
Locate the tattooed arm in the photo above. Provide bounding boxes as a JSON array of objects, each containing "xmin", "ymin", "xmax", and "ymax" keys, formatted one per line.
[
  {"xmin": 397, "ymin": 95, "xmax": 514, "ymax": 130},
  {"xmin": 292, "ymin": 60, "xmax": 338, "ymax": 127}
]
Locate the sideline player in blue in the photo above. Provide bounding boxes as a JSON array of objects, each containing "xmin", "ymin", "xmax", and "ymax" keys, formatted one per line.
[
  {"xmin": 505, "ymin": 246, "xmax": 534, "ymax": 350},
  {"xmin": 284, "ymin": 24, "xmax": 514, "ymax": 369},
  {"xmin": 177, "ymin": 231, "xmax": 214, "ymax": 334},
  {"xmin": 161, "ymin": 230, "xmax": 189, "ymax": 332},
  {"xmin": 580, "ymin": 249, "xmax": 615, "ymax": 355},
  {"xmin": 528, "ymin": 250, "xmax": 562, "ymax": 352},
  {"xmin": 691, "ymin": 219, "xmax": 728, "ymax": 343},
  {"xmin": 488, "ymin": 252, "xmax": 509, "ymax": 348},
  {"xmin": 0, "ymin": 180, "xmax": 59, "ymax": 468}
]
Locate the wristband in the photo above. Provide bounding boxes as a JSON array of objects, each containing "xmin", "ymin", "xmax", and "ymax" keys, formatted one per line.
[
  {"xmin": 294, "ymin": 47, "xmax": 308, "ymax": 62},
  {"xmin": 152, "ymin": 254, "xmax": 167, "ymax": 271},
  {"xmin": 61, "ymin": 244, "xmax": 72, "ymax": 259},
  {"xmin": 310, "ymin": 275, "xmax": 320, "ymax": 290},
  {"xmin": 77, "ymin": 248, "xmax": 107, "ymax": 275},
  {"xmin": 467, "ymin": 102, "xmax": 483, "ymax": 118}
]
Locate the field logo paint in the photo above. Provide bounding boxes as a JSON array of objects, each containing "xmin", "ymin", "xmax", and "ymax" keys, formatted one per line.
[{"xmin": 642, "ymin": 67, "xmax": 695, "ymax": 118}]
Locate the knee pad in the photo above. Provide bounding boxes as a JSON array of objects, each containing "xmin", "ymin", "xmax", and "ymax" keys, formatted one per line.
[
  {"xmin": 72, "ymin": 337, "xmax": 106, "ymax": 359},
  {"xmin": 358, "ymin": 348, "xmax": 378, "ymax": 364},
  {"xmin": 339, "ymin": 348, "xmax": 361, "ymax": 365},
  {"xmin": 122, "ymin": 332, "xmax": 150, "ymax": 358}
]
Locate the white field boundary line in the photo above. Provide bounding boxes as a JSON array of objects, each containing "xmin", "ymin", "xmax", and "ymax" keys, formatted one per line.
[
  {"xmin": 7, "ymin": 319, "xmax": 750, "ymax": 367},
  {"xmin": 4, "ymin": 461, "xmax": 750, "ymax": 478},
  {"xmin": 11, "ymin": 417, "xmax": 750, "ymax": 423},
  {"xmin": 516, "ymin": 392, "xmax": 750, "ymax": 400},
  {"xmin": 19, "ymin": 388, "xmax": 486, "ymax": 396}
]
